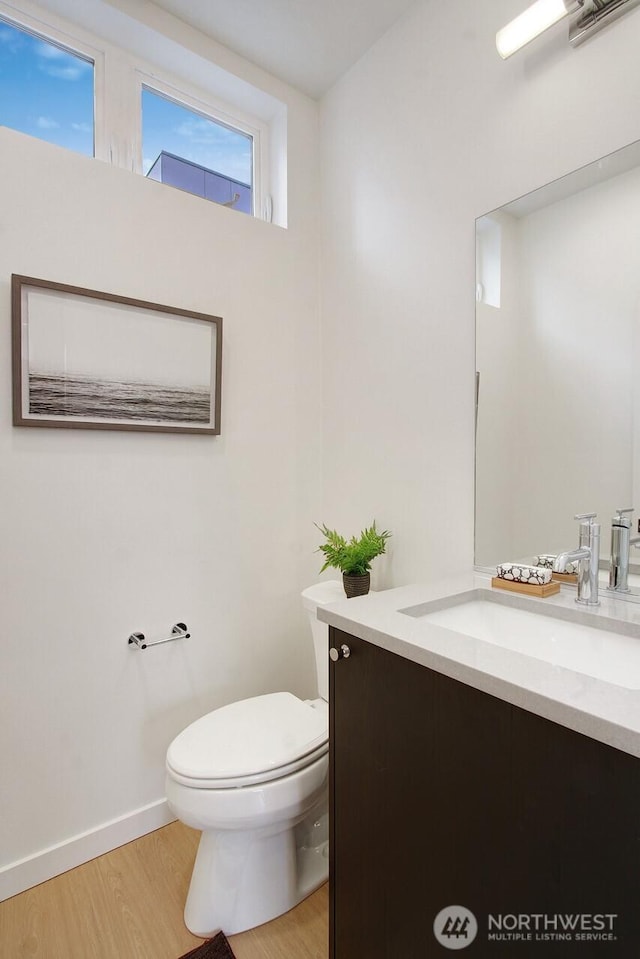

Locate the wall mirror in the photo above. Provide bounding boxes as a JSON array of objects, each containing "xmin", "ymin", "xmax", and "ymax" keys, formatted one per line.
[{"xmin": 475, "ymin": 137, "xmax": 640, "ymax": 592}]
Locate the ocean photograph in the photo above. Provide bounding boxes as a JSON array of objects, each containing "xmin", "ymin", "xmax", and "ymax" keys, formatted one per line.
[{"xmin": 28, "ymin": 373, "xmax": 211, "ymax": 424}]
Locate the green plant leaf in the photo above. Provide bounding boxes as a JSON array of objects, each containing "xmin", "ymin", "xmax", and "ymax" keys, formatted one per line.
[{"xmin": 315, "ymin": 520, "xmax": 391, "ymax": 575}]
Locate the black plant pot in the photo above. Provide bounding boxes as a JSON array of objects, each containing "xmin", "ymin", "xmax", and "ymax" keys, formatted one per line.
[{"xmin": 342, "ymin": 572, "xmax": 370, "ymax": 598}]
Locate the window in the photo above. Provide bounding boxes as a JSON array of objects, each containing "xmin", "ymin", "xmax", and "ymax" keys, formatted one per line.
[
  {"xmin": 0, "ymin": 4, "xmax": 284, "ymax": 224},
  {"xmin": 142, "ymin": 87, "xmax": 253, "ymax": 214},
  {"xmin": 476, "ymin": 215, "xmax": 501, "ymax": 308},
  {"xmin": 0, "ymin": 15, "xmax": 94, "ymax": 157}
]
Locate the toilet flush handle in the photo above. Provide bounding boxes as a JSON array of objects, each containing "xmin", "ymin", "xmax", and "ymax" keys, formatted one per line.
[{"xmin": 330, "ymin": 644, "xmax": 351, "ymax": 662}]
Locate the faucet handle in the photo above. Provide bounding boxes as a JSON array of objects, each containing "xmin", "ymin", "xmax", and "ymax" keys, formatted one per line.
[
  {"xmin": 613, "ymin": 508, "xmax": 634, "ymax": 528},
  {"xmin": 574, "ymin": 512, "xmax": 597, "ymax": 523}
]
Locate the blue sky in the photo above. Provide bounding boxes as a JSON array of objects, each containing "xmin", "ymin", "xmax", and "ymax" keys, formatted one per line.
[
  {"xmin": 0, "ymin": 16, "xmax": 253, "ymax": 186},
  {"xmin": 0, "ymin": 18, "xmax": 94, "ymax": 155}
]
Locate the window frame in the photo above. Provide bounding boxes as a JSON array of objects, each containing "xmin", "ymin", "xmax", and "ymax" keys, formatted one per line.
[
  {"xmin": 135, "ymin": 70, "xmax": 266, "ymax": 217},
  {"xmin": 0, "ymin": 2, "xmax": 106, "ymax": 161}
]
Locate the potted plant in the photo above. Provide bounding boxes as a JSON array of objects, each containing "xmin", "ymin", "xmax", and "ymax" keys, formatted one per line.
[{"xmin": 316, "ymin": 521, "xmax": 391, "ymax": 598}]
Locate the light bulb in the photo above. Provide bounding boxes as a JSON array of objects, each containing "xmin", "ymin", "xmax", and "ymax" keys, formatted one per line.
[{"xmin": 496, "ymin": 0, "xmax": 582, "ymax": 59}]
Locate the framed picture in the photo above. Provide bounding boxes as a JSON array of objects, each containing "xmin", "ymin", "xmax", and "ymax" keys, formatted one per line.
[{"xmin": 11, "ymin": 275, "xmax": 222, "ymax": 435}]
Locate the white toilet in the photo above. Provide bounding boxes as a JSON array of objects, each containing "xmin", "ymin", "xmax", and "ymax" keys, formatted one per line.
[{"xmin": 165, "ymin": 580, "xmax": 344, "ymax": 937}]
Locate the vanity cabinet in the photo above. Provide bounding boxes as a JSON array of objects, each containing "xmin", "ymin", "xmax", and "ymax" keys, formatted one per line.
[{"xmin": 329, "ymin": 627, "xmax": 640, "ymax": 957}]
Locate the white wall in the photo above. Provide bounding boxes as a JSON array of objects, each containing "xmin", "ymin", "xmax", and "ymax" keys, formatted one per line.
[
  {"xmin": 0, "ymin": 5, "xmax": 321, "ymax": 896},
  {"xmin": 320, "ymin": 0, "xmax": 640, "ymax": 587}
]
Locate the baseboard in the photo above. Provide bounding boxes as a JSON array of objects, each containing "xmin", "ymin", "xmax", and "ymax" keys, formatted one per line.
[{"xmin": 0, "ymin": 798, "xmax": 176, "ymax": 903}]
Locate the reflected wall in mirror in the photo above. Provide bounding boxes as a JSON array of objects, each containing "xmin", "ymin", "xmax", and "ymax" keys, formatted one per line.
[{"xmin": 475, "ymin": 138, "xmax": 640, "ymax": 587}]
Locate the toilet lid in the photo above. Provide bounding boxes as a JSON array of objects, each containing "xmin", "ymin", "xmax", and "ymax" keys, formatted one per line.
[{"xmin": 166, "ymin": 692, "xmax": 328, "ymax": 783}]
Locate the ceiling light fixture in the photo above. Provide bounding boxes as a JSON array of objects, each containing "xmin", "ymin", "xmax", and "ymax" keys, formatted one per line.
[
  {"xmin": 496, "ymin": 0, "xmax": 583, "ymax": 58},
  {"xmin": 496, "ymin": 0, "xmax": 640, "ymax": 58},
  {"xmin": 569, "ymin": 0, "xmax": 640, "ymax": 45}
]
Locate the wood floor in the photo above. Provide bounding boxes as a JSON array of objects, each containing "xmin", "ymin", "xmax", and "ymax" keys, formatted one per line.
[{"xmin": 0, "ymin": 822, "xmax": 328, "ymax": 959}]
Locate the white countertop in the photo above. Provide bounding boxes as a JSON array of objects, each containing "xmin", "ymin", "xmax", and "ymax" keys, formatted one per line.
[{"xmin": 318, "ymin": 571, "xmax": 640, "ymax": 759}]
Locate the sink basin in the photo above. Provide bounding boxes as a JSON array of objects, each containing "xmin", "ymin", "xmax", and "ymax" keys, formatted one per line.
[{"xmin": 400, "ymin": 588, "xmax": 640, "ymax": 689}]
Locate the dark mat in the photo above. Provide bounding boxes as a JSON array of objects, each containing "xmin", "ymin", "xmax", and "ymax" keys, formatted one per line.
[{"xmin": 178, "ymin": 931, "xmax": 236, "ymax": 959}]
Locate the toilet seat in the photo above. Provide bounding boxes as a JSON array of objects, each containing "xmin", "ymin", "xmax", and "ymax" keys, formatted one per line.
[
  {"xmin": 166, "ymin": 692, "xmax": 328, "ymax": 790},
  {"xmin": 167, "ymin": 740, "xmax": 328, "ymax": 789}
]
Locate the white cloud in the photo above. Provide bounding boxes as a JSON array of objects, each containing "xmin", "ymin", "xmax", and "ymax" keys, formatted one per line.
[
  {"xmin": 34, "ymin": 40, "xmax": 92, "ymax": 81},
  {"xmin": 0, "ymin": 26, "xmax": 23, "ymax": 52},
  {"xmin": 36, "ymin": 116, "xmax": 60, "ymax": 130},
  {"xmin": 176, "ymin": 118, "xmax": 212, "ymax": 137},
  {"xmin": 71, "ymin": 122, "xmax": 92, "ymax": 133},
  {"xmin": 40, "ymin": 63, "xmax": 89, "ymax": 81},
  {"xmin": 175, "ymin": 117, "xmax": 247, "ymax": 148},
  {"xmin": 35, "ymin": 43, "xmax": 67, "ymax": 60}
]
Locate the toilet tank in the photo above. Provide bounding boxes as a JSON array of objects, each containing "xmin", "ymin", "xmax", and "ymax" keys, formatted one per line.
[{"xmin": 301, "ymin": 580, "xmax": 345, "ymax": 701}]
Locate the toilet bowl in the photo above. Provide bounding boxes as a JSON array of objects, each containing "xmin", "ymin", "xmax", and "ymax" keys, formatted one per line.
[{"xmin": 165, "ymin": 580, "xmax": 344, "ymax": 937}]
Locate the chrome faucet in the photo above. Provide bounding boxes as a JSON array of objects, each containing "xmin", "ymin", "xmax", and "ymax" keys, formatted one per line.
[
  {"xmin": 608, "ymin": 507, "xmax": 640, "ymax": 593},
  {"xmin": 553, "ymin": 513, "xmax": 600, "ymax": 606}
]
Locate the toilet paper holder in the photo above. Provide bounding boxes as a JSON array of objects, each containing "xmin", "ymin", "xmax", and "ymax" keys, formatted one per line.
[{"xmin": 128, "ymin": 622, "xmax": 190, "ymax": 650}]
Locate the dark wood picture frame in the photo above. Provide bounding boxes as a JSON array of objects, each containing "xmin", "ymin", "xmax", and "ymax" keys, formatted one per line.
[{"xmin": 11, "ymin": 275, "xmax": 222, "ymax": 435}]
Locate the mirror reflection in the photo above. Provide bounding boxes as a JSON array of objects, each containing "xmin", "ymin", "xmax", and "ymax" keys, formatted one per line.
[{"xmin": 475, "ymin": 138, "xmax": 640, "ymax": 593}]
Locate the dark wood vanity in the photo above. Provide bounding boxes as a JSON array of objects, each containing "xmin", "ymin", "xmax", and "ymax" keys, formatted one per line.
[{"xmin": 329, "ymin": 627, "xmax": 640, "ymax": 956}]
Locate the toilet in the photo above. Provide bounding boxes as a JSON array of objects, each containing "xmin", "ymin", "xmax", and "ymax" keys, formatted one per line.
[{"xmin": 165, "ymin": 580, "xmax": 344, "ymax": 937}]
